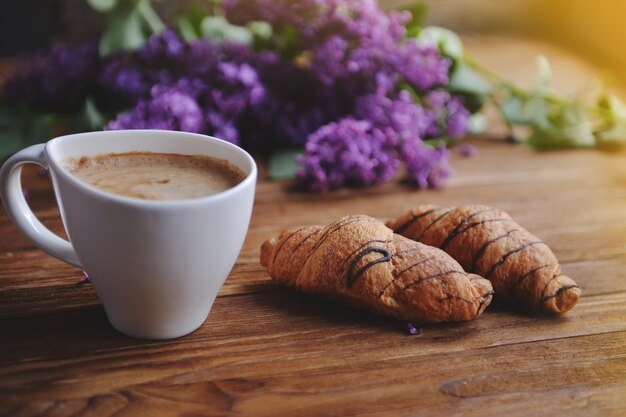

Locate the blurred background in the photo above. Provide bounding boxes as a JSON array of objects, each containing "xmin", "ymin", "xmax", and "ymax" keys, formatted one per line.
[
  {"xmin": 1, "ymin": 0, "xmax": 624, "ymax": 84},
  {"xmin": 391, "ymin": 0, "xmax": 626, "ymax": 83}
]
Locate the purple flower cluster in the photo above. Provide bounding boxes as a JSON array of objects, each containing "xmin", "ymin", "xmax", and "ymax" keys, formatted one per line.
[
  {"xmin": 4, "ymin": 41, "xmax": 99, "ymax": 112},
  {"xmin": 297, "ymin": 90, "xmax": 456, "ymax": 191},
  {"xmin": 223, "ymin": 0, "xmax": 462, "ymax": 190},
  {"xmin": 106, "ymin": 84, "xmax": 205, "ymax": 133},
  {"xmin": 422, "ymin": 90, "xmax": 471, "ymax": 138},
  {"xmin": 102, "ymin": 30, "xmax": 270, "ymax": 144},
  {"xmin": 3, "ymin": 0, "xmax": 473, "ymax": 192},
  {"xmin": 296, "ymin": 118, "xmax": 398, "ymax": 192},
  {"xmin": 224, "ymin": 0, "xmax": 450, "ymax": 95}
]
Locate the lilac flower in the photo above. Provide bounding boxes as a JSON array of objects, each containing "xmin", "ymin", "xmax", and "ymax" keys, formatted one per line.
[
  {"xmin": 354, "ymin": 91, "xmax": 429, "ymax": 145},
  {"xmin": 98, "ymin": 30, "xmax": 190, "ymax": 105},
  {"xmin": 138, "ymin": 28, "xmax": 186, "ymax": 64},
  {"xmin": 242, "ymin": 55, "xmax": 344, "ymax": 147},
  {"xmin": 308, "ymin": 36, "xmax": 350, "ymax": 86},
  {"xmin": 296, "ymin": 118, "xmax": 398, "ymax": 192},
  {"xmin": 423, "ymin": 90, "xmax": 471, "ymax": 138},
  {"xmin": 456, "ymin": 143, "xmax": 478, "ymax": 157},
  {"xmin": 98, "ymin": 31, "xmax": 262, "ymax": 105},
  {"xmin": 98, "ymin": 54, "xmax": 151, "ymax": 105},
  {"xmin": 78, "ymin": 271, "xmax": 91, "ymax": 285},
  {"xmin": 406, "ymin": 322, "xmax": 421, "ymax": 335},
  {"xmin": 395, "ymin": 41, "xmax": 451, "ymax": 91},
  {"xmin": 399, "ymin": 140, "xmax": 452, "ymax": 189},
  {"xmin": 4, "ymin": 41, "xmax": 99, "ymax": 112},
  {"xmin": 102, "ymin": 32, "xmax": 269, "ymax": 144},
  {"xmin": 106, "ymin": 85, "xmax": 205, "ymax": 133}
]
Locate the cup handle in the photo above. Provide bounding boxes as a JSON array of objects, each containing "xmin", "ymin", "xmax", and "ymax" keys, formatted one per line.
[{"xmin": 0, "ymin": 144, "xmax": 82, "ymax": 268}]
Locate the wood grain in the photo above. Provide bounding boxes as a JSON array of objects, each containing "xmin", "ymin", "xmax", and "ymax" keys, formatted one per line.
[{"xmin": 1, "ymin": 37, "xmax": 626, "ymax": 416}]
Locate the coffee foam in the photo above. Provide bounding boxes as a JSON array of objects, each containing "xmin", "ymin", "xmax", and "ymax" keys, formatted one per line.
[{"xmin": 64, "ymin": 152, "xmax": 246, "ymax": 201}]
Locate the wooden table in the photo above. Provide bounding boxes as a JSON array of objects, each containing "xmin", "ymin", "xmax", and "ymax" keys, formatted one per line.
[{"xmin": 1, "ymin": 38, "xmax": 626, "ymax": 416}]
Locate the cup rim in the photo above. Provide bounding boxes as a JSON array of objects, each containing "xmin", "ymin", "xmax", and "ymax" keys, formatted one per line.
[{"xmin": 45, "ymin": 130, "xmax": 257, "ymax": 208}]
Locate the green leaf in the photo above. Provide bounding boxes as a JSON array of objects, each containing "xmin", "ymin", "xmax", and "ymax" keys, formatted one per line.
[
  {"xmin": 499, "ymin": 94, "xmax": 527, "ymax": 124},
  {"xmin": 594, "ymin": 93, "xmax": 626, "ymax": 147},
  {"xmin": 98, "ymin": 0, "xmax": 163, "ymax": 56},
  {"xmin": 468, "ymin": 113, "xmax": 488, "ymax": 134},
  {"xmin": 100, "ymin": 2, "xmax": 146, "ymax": 55},
  {"xmin": 267, "ymin": 149, "xmax": 302, "ymax": 180},
  {"xmin": 0, "ymin": 126, "xmax": 26, "ymax": 160},
  {"xmin": 422, "ymin": 137, "xmax": 450, "ymax": 148},
  {"xmin": 201, "ymin": 15, "xmax": 253, "ymax": 45},
  {"xmin": 248, "ymin": 21, "xmax": 273, "ymax": 40},
  {"xmin": 535, "ymin": 55, "xmax": 552, "ymax": 92},
  {"xmin": 595, "ymin": 122, "xmax": 626, "ymax": 147},
  {"xmin": 137, "ymin": 0, "xmax": 164, "ymax": 33},
  {"xmin": 87, "ymin": 0, "xmax": 118, "ymax": 13},
  {"xmin": 499, "ymin": 92, "xmax": 549, "ymax": 127},
  {"xmin": 176, "ymin": 4, "xmax": 208, "ymax": 42},
  {"xmin": 448, "ymin": 63, "xmax": 492, "ymax": 96},
  {"xmin": 274, "ymin": 25, "xmax": 301, "ymax": 57},
  {"xmin": 598, "ymin": 92, "xmax": 626, "ymax": 118},
  {"xmin": 0, "ymin": 112, "xmax": 58, "ymax": 160},
  {"xmin": 178, "ymin": 16, "xmax": 200, "ymax": 42},
  {"xmin": 80, "ymin": 97, "xmax": 107, "ymax": 130},
  {"xmin": 527, "ymin": 103, "xmax": 595, "ymax": 149},
  {"xmin": 417, "ymin": 26, "xmax": 464, "ymax": 60},
  {"xmin": 404, "ymin": 2, "xmax": 428, "ymax": 30},
  {"xmin": 0, "ymin": 106, "xmax": 16, "ymax": 126},
  {"xmin": 398, "ymin": 81, "xmax": 420, "ymax": 102}
]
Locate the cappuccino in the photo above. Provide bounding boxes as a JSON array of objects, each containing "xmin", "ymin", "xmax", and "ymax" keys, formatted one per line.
[{"xmin": 64, "ymin": 152, "xmax": 246, "ymax": 200}]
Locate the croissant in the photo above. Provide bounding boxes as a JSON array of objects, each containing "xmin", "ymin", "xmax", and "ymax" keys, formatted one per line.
[
  {"xmin": 260, "ymin": 215, "xmax": 494, "ymax": 323},
  {"xmin": 386, "ymin": 205, "xmax": 581, "ymax": 315}
]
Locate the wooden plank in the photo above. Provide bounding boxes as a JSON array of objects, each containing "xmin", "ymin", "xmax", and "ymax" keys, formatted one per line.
[
  {"xmin": 1, "ymin": 303, "xmax": 624, "ymax": 415},
  {"xmin": 1, "ymin": 289, "xmax": 624, "ymax": 390}
]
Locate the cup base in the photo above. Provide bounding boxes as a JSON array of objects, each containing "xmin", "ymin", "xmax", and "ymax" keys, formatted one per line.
[{"xmin": 106, "ymin": 310, "xmax": 210, "ymax": 340}]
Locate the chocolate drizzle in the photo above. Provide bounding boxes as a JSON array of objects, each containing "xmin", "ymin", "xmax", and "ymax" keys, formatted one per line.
[
  {"xmin": 538, "ymin": 271, "xmax": 566, "ymax": 303},
  {"xmin": 311, "ymin": 216, "xmax": 374, "ymax": 255},
  {"xmin": 341, "ymin": 239, "xmax": 388, "ymax": 269},
  {"xmin": 541, "ymin": 284, "xmax": 580, "ymax": 304},
  {"xmin": 440, "ymin": 217, "xmax": 513, "ymax": 251},
  {"xmin": 404, "ymin": 270, "xmax": 465, "ymax": 290},
  {"xmin": 485, "ymin": 240, "xmax": 545, "ymax": 278},
  {"xmin": 394, "ymin": 207, "xmax": 447, "ymax": 234},
  {"xmin": 416, "ymin": 209, "xmax": 454, "ymax": 240},
  {"xmin": 394, "ymin": 256, "xmax": 435, "ymax": 281},
  {"xmin": 439, "ymin": 208, "xmax": 497, "ymax": 250},
  {"xmin": 272, "ymin": 226, "xmax": 307, "ymax": 264},
  {"xmin": 290, "ymin": 227, "xmax": 322, "ymax": 255},
  {"xmin": 346, "ymin": 246, "xmax": 392, "ymax": 288},
  {"xmin": 378, "ymin": 255, "xmax": 435, "ymax": 298},
  {"xmin": 508, "ymin": 263, "xmax": 550, "ymax": 296},
  {"xmin": 470, "ymin": 228, "xmax": 517, "ymax": 271}
]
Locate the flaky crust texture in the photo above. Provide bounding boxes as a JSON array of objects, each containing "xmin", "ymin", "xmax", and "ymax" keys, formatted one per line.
[
  {"xmin": 260, "ymin": 215, "xmax": 493, "ymax": 324},
  {"xmin": 386, "ymin": 205, "xmax": 581, "ymax": 315}
]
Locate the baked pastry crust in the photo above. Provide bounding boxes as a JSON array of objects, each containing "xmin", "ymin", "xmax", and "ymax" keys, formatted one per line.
[
  {"xmin": 386, "ymin": 205, "xmax": 581, "ymax": 314},
  {"xmin": 260, "ymin": 215, "xmax": 493, "ymax": 323}
]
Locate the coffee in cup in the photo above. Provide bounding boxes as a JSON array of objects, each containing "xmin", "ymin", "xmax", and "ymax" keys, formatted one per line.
[{"xmin": 64, "ymin": 152, "xmax": 246, "ymax": 201}]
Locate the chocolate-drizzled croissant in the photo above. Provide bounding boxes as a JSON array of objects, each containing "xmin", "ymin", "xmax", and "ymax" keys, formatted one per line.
[
  {"xmin": 386, "ymin": 205, "xmax": 581, "ymax": 315},
  {"xmin": 260, "ymin": 215, "xmax": 494, "ymax": 323}
]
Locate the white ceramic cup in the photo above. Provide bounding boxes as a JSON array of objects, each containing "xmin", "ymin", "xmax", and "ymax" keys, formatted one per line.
[{"xmin": 0, "ymin": 130, "xmax": 257, "ymax": 339}]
